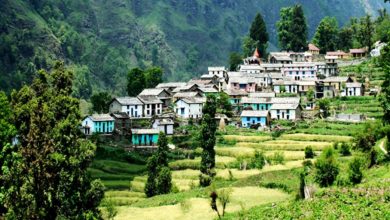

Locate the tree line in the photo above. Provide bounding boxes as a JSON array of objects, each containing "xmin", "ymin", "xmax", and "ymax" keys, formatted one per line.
[{"xmin": 229, "ymin": 4, "xmax": 390, "ymax": 70}]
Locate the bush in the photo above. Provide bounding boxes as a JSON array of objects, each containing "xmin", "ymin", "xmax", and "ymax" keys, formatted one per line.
[
  {"xmin": 348, "ymin": 157, "xmax": 364, "ymax": 185},
  {"xmin": 156, "ymin": 167, "xmax": 172, "ymax": 194},
  {"xmin": 250, "ymin": 151, "xmax": 266, "ymax": 169},
  {"xmin": 304, "ymin": 146, "xmax": 315, "ymax": 159},
  {"xmin": 314, "ymin": 148, "xmax": 339, "ymax": 187},
  {"xmin": 270, "ymin": 152, "xmax": 285, "ymax": 165},
  {"xmin": 339, "ymin": 142, "xmax": 351, "ymax": 156}
]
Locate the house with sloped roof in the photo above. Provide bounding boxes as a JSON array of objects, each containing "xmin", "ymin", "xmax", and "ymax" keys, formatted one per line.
[
  {"xmin": 240, "ymin": 110, "xmax": 270, "ymax": 128},
  {"xmin": 342, "ymin": 82, "xmax": 364, "ymax": 97},
  {"xmin": 326, "ymin": 50, "xmax": 350, "ymax": 59},
  {"xmin": 270, "ymin": 103, "xmax": 302, "ymax": 120},
  {"xmin": 350, "ymin": 48, "xmax": 368, "ymax": 58},
  {"xmin": 111, "ymin": 112, "xmax": 131, "ymax": 136},
  {"xmin": 269, "ymin": 52, "xmax": 293, "ymax": 64},
  {"xmin": 81, "ymin": 114, "xmax": 115, "ymax": 135},
  {"xmin": 156, "ymin": 82, "xmax": 187, "ymax": 92},
  {"xmin": 174, "ymin": 97, "xmax": 206, "ymax": 119},
  {"xmin": 137, "ymin": 95, "xmax": 163, "ymax": 117},
  {"xmin": 139, "ymin": 88, "xmax": 172, "ymax": 107},
  {"xmin": 308, "ymin": 43, "xmax": 320, "ymax": 55},
  {"xmin": 242, "ymin": 97, "xmax": 273, "ymax": 111},
  {"xmin": 152, "ymin": 118, "xmax": 174, "ymax": 135},
  {"xmin": 131, "ymin": 129, "xmax": 160, "ymax": 147},
  {"xmin": 109, "ymin": 97, "xmax": 143, "ymax": 118},
  {"xmin": 273, "ymin": 80, "xmax": 299, "ymax": 94}
]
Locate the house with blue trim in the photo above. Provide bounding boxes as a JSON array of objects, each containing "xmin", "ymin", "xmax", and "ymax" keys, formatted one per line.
[
  {"xmin": 131, "ymin": 129, "xmax": 160, "ymax": 147},
  {"xmin": 242, "ymin": 97, "xmax": 273, "ymax": 111},
  {"xmin": 240, "ymin": 110, "xmax": 271, "ymax": 128},
  {"xmin": 81, "ymin": 114, "xmax": 115, "ymax": 135}
]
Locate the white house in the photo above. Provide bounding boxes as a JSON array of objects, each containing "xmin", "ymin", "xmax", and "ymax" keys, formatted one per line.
[
  {"xmin": 342, "ymin": 83, "xmax": 363, "ymax": 97},
  {"xmin": 273, "ymin": 80, "xmax": 299, "ymax": 94},
  {"xmin": 270, "ymin": 103, "xmax": 302, "ymax": 120},
  {"xmin": 174, "ymin": 97, "xmax": 206, "ymax": 119},
  {"xmin": 109, "ymin": 97, "xmax": 143, "ymax": 118},
  {"xmin": 152, "ymin": 118, "xmax": 174, "ymax": 135},
  {"xmin": 81, "ymin": 114, "xmax": 115, "ymax": 135},
  {"xmin": 282, "ymin": 63, "xmax": 317, "ymax": 80},
  {"xmin": 137, "ymin": 96, "xmax": 163, "ymax": 117},
  {"xmin": 139, "ymin": 88, "xmax": 172, "ymax": 107}
]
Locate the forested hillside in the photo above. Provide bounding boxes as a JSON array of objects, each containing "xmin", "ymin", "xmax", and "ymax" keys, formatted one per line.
[{"xmin": 1, "ymin": 0, "xmax": 389, "ymax": 96}]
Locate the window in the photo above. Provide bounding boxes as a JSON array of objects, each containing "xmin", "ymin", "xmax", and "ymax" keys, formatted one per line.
[
  {"xmin": 257, "ymin": 117, "xmax": 260, "ymax": 121},
  {"xmin": 247, "ymin": 117, "xmax": 250, "ymax": 121},
  {"xmin": 127, "ymin": 105, "xmax": 130, "ymax": 109},
  {"xmin": 277, "ymin": 110, "xmax": 280, "ymax": 114},
  {"xmin": 147, "ymin": 110, "xmax": 150, "ymax": 115},
  {"xmin": 181, "ymin": 108, "xmax": 185, "ymax": 115}
]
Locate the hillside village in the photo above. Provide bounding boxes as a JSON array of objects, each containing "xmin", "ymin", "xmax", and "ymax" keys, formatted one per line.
[{"xmin": 81, "ymin": 43, "xmax": 385, "ymax": 147}]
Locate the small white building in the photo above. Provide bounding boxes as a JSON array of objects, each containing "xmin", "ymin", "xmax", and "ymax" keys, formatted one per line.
[
  {"xmin": 273, "ymin": 80, "xmax": 299, "ymax": 94},
  {"xmin": 270, "ymin": 103, "xmax": 302, "ymax": 120},
  {"xmin": 139, "ymin": 88, "xmax": 172, "ymax": 107},
  {"xmin": 174, "ymin": 97, "xmax": 206, "ymax": 119},
  {"xmin": 137, "ymin": 96, "xmax": 163, "ymax": 117},
  {"xmin": 152, "ymin": 118, "xmax": 174, "ymax": 135},
  {"xmin": 342, "ymin": 83, "xmax": 363, "ymax": 97},
  {"xmin": 109, "ymin": 97, "xmax": 143, "ymax": 118}
]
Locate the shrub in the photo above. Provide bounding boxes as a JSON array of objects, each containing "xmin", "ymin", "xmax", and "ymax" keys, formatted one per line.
[
  {"xmin": 339, "ymin": 142, "xmax": 351, "ymax": 156},
  {"xmin": 270, "ymin": 152, "xmax": 285, "ymax": 165},
  {"xmin": 156, "ymin": 167, "xmax": 172, "ymax": 194},
  {"xmin": 348, "ymin": 157, "xmax": 364, "ymax": 185},
  {"xmin": 304, "ymin": 146, "xmax": 315, "ymax": 159},
  {"xmin": 314, "ymin": 148, "xmax": 339, "ymax": 187},
  {"xmin": 250, "ymin": 151, "xmax": 266, "ymax": 169}
]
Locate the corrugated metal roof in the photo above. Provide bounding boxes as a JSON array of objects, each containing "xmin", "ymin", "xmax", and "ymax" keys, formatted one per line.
[
  {"xmin": 270, "ymin": 103, "xmax": 300, "ymax": 110},
  {"xmin": 137, "ymin": 95, "xmax": 163, "ymax": 104},
  {"xmin": 132, "ymin": 129, "xmax": 160, "ymax": 134},
  {"xmin": 89, "ymin": 114, "xmax": 114, "ymax": 121}
]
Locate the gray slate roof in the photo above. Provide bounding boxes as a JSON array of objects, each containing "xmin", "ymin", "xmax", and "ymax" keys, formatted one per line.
[
  {"xmin": 113, "ymin": 97, "xmax": 143, "ymax": 105},
  {"xmin": 156, "ymin": 82, "xmax": 187, "ymax": 88},
  {"xmin": 240, "ymin": 110, "xmax": 269, "ymax": 117},
  {"xmin": 270, "ymin": 103, "xmax": 300, "ymax": 110},
  {"xmin": 89, "ymin": 114, "xmax": 114, "ymax": 122},
  {"xmin": 132, "ymin": 129, "xmax": 160, "ymax": 134},
  {"xmin": 137, "ymin": 95, "xmax": 163, "ymax": 104},
  {"xmin": 139, "ymin": 88, "xmax": 167, "ymax": 96}
]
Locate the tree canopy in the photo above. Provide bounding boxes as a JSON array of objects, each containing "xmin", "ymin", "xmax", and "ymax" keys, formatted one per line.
[
  {"xmin": 127, "ymin": 67, "xmax": 163, "ymax": 96},
  {"xmin": 277, "ymin": 5, "xmax": 308, "ymax": 52},
  {"xmin": 313, "ymin": 17, "xmax": 339, "ymax": 54},
  {"xmin": 91, "ymin": 92, "xmax": 112, "ymax": 114},
  {"xmin": 249, "ymin": 13, "xmax": 269, "ymax": 56},
  {"xmin": 2, "ymin": 62, "xmax": 104, "ymax": 219}
]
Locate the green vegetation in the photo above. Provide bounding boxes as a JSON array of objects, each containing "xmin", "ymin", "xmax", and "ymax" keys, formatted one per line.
[
  {"xmin": 200, "ymin": 95, "xmax": 218, "ymax": 187},
  {"xmin": 3, "ymin": 63, "xmax": 104, "ymax": 218},
  {"xmin": 277, "ymin": 5, "xmax": 308, "ymax": 52},
  {"xmin": 127, "ymin": 67, "xmax": 163, "ymax": 96},
  {"xmin": 145, "ymin": 133, "xmax": 172, "ymax": 197},
  {"xmin": 249, "ymin": 13, "xmax": 268, "ymax": 56},
  {"xmin": 313, "ymin": 17, "xmax": 339, "ymax": 54},
  {"xmin": 91, "ymin": 91, "xmax": 112, "ymax": 114}
]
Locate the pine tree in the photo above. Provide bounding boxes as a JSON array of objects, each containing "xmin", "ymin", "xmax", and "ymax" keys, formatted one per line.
[
  {"xmin": 199, "ymin": 95, "xmax": 217, "ymax": 187},
  {"xmin": 3, "ymin": 62, "xmax": 104, "ymax": 219},
  {"xmin": 145, "ymin": 132, "xmax": 172, "ymax": 197},
  {"xmin": 358, "ymin": 15, "xmax": 374, "ymax": 51},
  {"xmin": 277, "ymin": 5, "xmax": 308, "ymax": 52},
  {"xmin": 289, "ymin": 5, "xmax": 308, "ymax": 52},
  {"xmin": 313, "ymin": 17, "xmax": 339, "ymax": 54},
  {"xmin": 249, "ymin": 13, "xmax": 269, "ymax": 56}
]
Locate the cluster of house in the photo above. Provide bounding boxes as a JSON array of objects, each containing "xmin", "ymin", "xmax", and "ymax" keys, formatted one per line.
[{"xmin": 81, "ymin": 44, "xmax": 368, "ymax": 145}]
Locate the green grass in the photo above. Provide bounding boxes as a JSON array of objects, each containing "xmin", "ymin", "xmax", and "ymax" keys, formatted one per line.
[
  {"xmin": 237, "ymin": 140, "xmax": 332, "ymax": 151},
  {"xmin": 222, "ymin": 135, "xmax": 272, "ymax": 142},
  {"xmin": 169, "ymin": 156, "xmax": 236, "ymax": 170},
  {"xmin": 280, "ymin": 133, "xmax": 353, "ymax": 142},
  {"xmin": 291, "ymin": 120, "xmax": 366, "ymax": 136},
  {"xmin": 89, "ymin": 159, "xmax": 146, "ymax": 190}
]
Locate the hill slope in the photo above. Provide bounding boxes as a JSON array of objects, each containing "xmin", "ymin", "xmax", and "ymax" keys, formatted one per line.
[{"xmin": 0, "ymin": 0, "xmax": 389, "ymax": 95}]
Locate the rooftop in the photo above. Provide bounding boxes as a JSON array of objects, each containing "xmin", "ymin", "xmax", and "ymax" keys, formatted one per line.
[
  {"xmin": 308, "ymin": 43, "xmax": 320, "ymax": 51},
  {"xmin": 241, "ymin": 110, "xmax": 269, "ymax": 117},
  {"xmin": 137, "ymin": 95, "xmax": 163, "ymax": 104},
  {"xmin": 112, "ymin": 97, "xmax": 142, "ymax": 105},
  {"xmin": 89, "ymin": 114, "xmax": 114, "ymax": 122},
  {"xmin": 132, "ymin": 129, "xmax": 160, "ymax": 134},
  {"xmin": 156, "ymin": 82, "xmax": 187, "ymax": 89},
  {"xmin": 248, "ymin": 92, "xmax": 276, "ymax": 98},
  {"xmin": 270, "ymin": 103, "xmax": 300, "ymax": 110},
  {"xmin": 139, "ymin": 88, "xmax": 168, "ymax": 96}
]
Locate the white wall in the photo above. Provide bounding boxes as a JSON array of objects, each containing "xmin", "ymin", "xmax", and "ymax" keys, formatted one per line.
[
  {"xmin": 109, "ymin": 100, "xmax": 143, "ymax": 117},
  {"xmin": 81, "ymin": 117, "xmax": 94, "ymax": 134},
  {"xmin": 175, "ymin": 100, "xmax": 203, "ymax": 118},
  {"xmin": 270, "ymin": 109, "xmax": 297, "ymax": 120},
  {"xmin": 144, "ymin": 103, "xmax": 162, "ymax": 117}
]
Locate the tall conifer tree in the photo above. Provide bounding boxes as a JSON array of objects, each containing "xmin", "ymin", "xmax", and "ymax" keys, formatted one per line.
[{"xmin": 249, "ymin": 13, "xmax": 269, "ymax": 56}]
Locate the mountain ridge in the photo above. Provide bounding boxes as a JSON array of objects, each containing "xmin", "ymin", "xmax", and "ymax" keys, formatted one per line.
[{"xmin": 0, "ymin": 0, "xmax": 388, "ymax": 95}]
